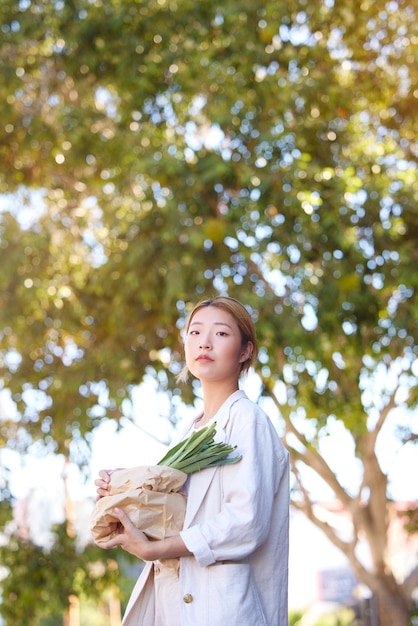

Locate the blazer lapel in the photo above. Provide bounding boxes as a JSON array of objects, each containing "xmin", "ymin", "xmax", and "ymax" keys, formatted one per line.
[
  {"xmin": 183, "ymin": 464, "xmax": 218, "ymax": 528},
  {"xmin": 182, "ymin": 390, "xmax": 246, "ymax": 528}
]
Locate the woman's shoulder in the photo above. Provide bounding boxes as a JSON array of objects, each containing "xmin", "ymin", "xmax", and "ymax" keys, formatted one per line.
[
  {"xmin": 225, "ymin": 392, "xmax": 288, "ymax": 463},
  {"xmin": 229, "ymin": 391, "xmax": 272, "ymax": 426},
  {"xmin": 232, "ymin": 390, "xmax": 263, "ymax": 410}
]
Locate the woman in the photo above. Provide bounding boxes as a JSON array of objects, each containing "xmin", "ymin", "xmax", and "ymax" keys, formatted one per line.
[{"xmin": 95, "ymin": 296, "xmax": 289, "ymax": 625}]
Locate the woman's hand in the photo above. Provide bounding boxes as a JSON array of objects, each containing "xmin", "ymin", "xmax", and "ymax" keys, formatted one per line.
[
  {"xmin": 94, "ymin": 469, "xmax": 122, "ymax": 500},
  {"xmin": 95, "ymin": 508, "xmax": 192, "ymax": 562},
  {"xmin": 95, "ymin": 507, "xmax": 153, "ymax": 560}
]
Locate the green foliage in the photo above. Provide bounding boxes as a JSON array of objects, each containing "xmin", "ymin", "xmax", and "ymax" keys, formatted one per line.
[
  {"xmin": 0, "ymin": 0, "xmax": 416, "ymax": 454},
  {"xmin": 290, "ymin": 606, "xmax": 357, "ymax": 626},
  {"xmin": 0, "ymin": 466, "xmax": 13, "ymax": 529},
  {"xmin": 399, "ymin": 506, "xmax": 418, "ymax": 536},
  {"xmin": 305, "ymin": 607, "xmax": 356, "ymax": 626},
  {"xmin": 0, "ymin": 521, "xmax": 124, "ymax": 625},
  {"xmin": 289, "ymin": 609, "xmax": 305, "ymax": 625}
]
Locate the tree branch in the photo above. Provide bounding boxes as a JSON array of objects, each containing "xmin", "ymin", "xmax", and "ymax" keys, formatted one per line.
[{"xmin": 262, "ymin": 379, "xmax": 355, "ymax": 508}]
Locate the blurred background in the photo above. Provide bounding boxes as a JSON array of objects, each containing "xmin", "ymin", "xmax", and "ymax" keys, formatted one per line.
[{"xmin": 0, "ymin": 0, "xmax": 417, "ymax": 624}]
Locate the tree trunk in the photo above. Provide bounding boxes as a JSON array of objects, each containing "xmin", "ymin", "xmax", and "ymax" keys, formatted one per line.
[
  {"xmin": 62, "ymin": 459, "xmax": 80, "ymax": 626},
  {"xmin": 63, "ymin": 594, "xmax": 80, "ymax": 626},
  {"xmin": 109, "ymin": 587, "xmax": 122, "ymax": 626},
  {"xmin": 374, "ymin": 580, "xmax": 411, "ymax": 626}
]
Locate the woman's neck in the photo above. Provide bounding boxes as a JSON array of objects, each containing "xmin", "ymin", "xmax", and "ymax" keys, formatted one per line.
[{"xmin": 197, "ymin": 382, "xmax": 240, "ymax": 426}]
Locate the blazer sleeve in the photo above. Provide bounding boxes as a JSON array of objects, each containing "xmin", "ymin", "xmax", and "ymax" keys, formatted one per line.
[{"xmin": 180, "ymin": 398, "xmax": 288, "ymax": 567}]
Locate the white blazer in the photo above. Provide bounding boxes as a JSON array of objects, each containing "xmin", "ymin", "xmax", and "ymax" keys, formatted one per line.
[{"xmin": 121, "ymin": 390, "xmax": 289, "ymax": 626}]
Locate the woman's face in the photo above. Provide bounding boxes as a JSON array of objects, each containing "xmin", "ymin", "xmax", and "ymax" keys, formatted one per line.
[{"xmin": 184, "ymin": 305, "xmax": 251, "ymax": 384}]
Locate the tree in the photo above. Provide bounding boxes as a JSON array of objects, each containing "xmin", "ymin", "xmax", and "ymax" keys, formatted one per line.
[
  {"xmin": 0, "ymin": 0, "xmax": 417, "ymax": 624},
  {"xmin": 0, "ymin": 520, "xmax": 129, "ymax": 625}
]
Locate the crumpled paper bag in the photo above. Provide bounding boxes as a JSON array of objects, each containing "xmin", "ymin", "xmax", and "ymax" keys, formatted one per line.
[{"xmin": 90, "ymin": 465, "xmax": 188, "ymax": 543}]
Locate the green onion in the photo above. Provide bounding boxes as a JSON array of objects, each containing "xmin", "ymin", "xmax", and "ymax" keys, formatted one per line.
[{"xmin": 157, "ymin": 423, "xmax": 242, "ymax": 474}]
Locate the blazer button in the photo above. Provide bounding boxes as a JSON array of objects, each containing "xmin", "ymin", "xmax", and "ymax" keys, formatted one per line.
[{"xmin": 183, "ymin": 593, "xmax": 193, "ymax": 604}]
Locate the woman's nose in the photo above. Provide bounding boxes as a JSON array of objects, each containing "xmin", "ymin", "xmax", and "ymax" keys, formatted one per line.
[{"xmin": 199, "ymin": 337, "xmax": 211, "ymax": 349}]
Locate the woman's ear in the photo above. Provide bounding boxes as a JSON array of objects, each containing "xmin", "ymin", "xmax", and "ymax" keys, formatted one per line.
[{"xmin": 239, "ymin": 341, "xmax": 253, "ymax": 363}]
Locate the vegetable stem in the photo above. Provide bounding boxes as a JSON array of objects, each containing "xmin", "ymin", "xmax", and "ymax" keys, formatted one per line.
[{"xmin": 157, "ymin": 423, "xmax": 241, "ymax": 474}]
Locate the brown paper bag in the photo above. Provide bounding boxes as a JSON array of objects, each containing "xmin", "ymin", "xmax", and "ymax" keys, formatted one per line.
[{"xmin": 90, "ymin": 465, "xmax": 188, "ymax": 543}]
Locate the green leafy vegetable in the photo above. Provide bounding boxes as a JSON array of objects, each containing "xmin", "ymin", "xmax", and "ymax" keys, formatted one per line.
[{"xmin": 157, "ymin": 423, "xmax": 242, "ymax": 474}]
